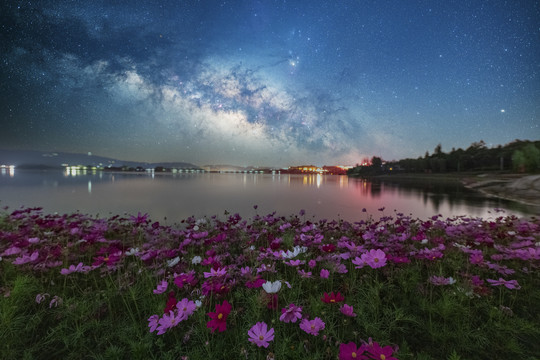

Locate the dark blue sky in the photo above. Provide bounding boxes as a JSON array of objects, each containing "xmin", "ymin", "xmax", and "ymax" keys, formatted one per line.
[{"xmin": 1, "ymin": 0, "xmax": 539, "ymax": 166}]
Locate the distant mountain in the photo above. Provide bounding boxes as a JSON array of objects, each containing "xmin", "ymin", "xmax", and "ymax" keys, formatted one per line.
[{"xmin": 0, "ymin": 149, "xmax": 200, "ymax": 169}]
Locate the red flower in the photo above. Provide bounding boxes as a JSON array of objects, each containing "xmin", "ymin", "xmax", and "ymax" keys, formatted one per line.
[
  {"xmin": 322, "ymin": 244, "xmax": 336, "ymax": 253},
  {"xmin": 321, "ymin": 291, "xmax": 345, "ymax": 304},
  {"xmin": 206, "ymin": 300, "xmax": 232, "ymax": 333},
  {"xmin": 163, "ymin": 291, "xmax": 177, "ymax": 313}
]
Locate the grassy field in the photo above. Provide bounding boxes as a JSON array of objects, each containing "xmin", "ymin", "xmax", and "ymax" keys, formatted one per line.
[{"xmin": 1, "ymin": 207, "xmax": 539, "ymax": 359}]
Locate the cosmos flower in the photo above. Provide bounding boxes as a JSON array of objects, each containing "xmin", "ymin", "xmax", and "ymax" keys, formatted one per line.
[
  {"xmin": 339, "ymin": 342, "xmax": 368, "ymax": 360},
  {"xmin": 320, "ymin": 269, "xmax": 330, "ymax": 279},
  {"xmin": 247, "ymin": 322, "xmax": 274, "ymax": 348},
  {"xmin": 279, "ymin": 303, "xmax": 303, "ymax": 323},
  {"xmin": 321, "ymin": 291, "xmax": 345, "ymax": 304},
  {"xmin": 206, "ymin": 300, "xmax": 232, "ymax": 333},
  {"xmin": 203, "ymin": 267, "xmax": 227, "ymax": 278},
  {"xmin": 176, "ymin": 298, "xmax": 197, "ymax": 320},
  {"xmin": 361, "ymin": 249, "xmax": 387, "ymax": 269},
  {"xmin": 299, "ymin": 317, "xmax": 325, "ymax": 336},
  {"xmin": 487, "ymin": 278, "xmax": 521, "ymax": 289},
  {"xmin": 153, "ymin": 280, "xmax": 168, "ymax": 294},
  {"xmin": 340, "ymin": 304, "xmax": 357, "ymax": 317},
  {"xmin": 365, "ymin": 341, "xmax": 399, "ymax": 360},
  {"xmin": 262, "ymin": 280, "xmax": 282, "ymax": 294}
]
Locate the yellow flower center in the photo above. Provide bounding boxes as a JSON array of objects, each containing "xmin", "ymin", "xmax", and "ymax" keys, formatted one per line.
[
  {"xmin": 374, "ymin": 258, "xmax": 379, "ymax": 262},
  {"xmin": 183, "ymin": 307, "xmax": 187, "ymax": 311},
  {"xmin": 352, "ymin": 352, "xmax": 357, "ymax": 358},
  {"xmin": 330, "ymin": 299, "xmax": 335, "ymax": 303},
  {"xmin": 311, "ymin": 324, "xmax": 315, "ymax": 329},
  {"xmin": 380, "ymin": 355, "xmax": 386, "ymax": 360},
  {"xmin": 259, "ymin": 335, "xmax": 264, "ymax": 340},
  {"xmin": 103, "ymin": 257, "xmax": 109, "ymax": 262},
  {"xmin": 218, "ymin": 313, "xmax": 223, "ymax": 320}
]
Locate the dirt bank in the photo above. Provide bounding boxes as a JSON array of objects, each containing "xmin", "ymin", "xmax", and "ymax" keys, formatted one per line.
[{"xmin": 462, "ymin": 174, "xmax": 540, "ymax": 207}]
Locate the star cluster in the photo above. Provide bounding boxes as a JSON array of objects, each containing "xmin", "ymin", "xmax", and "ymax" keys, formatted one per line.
[{"xmin": 1, "ymin": 0, "xmax": 538, "ymax": 166}]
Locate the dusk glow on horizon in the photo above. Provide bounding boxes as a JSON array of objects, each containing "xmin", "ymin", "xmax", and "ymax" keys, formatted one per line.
[{"xmin": 1, "ymin": 1, "xmax": 538, "ymax": 167}]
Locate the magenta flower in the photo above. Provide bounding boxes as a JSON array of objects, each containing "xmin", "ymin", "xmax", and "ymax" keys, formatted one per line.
[
  {"xmin": 320, "ymin": 269, "xmax": 330, "ymax": 279},
  {"xmin": 153, "ymin": 280, "xmax": 168, "ymax": 294},
  {"xmin": 247, "ymin": 322, "xmax": 275, "ymax": 348},
  {"xmin": 279, "ymin": 303, "xmax": 303, "ymax": 323},
  {"xmin": 487, "ymin": 278, "xmax": 521, "ymax": 289},
  {"xmin": 60, "ymin": 262, "xmax": 91, "ymax": 275},
  {"xmin": 174, "ymin": 271, "xmax": 198, "ymax": 289},
  {"xmin": 361, "ymin": 249, "xmax": 387, "ymax": 269},
  {"xmin": 365, "ymin": 341, "xmax": 398, "ymax": 360},
  {"xmin": 176, "ymin": 298, "xmax": 197, "ymax": 320},
  {"xmin": 299, "ymin": 317, "xmax": 325, "ymax": 336},
  {"xmin": 206, "ymin": 300, "xmax": 232, "ymax": 333},
  {"xmin": 156, "ymin": 311, "xmax": 182, "ymax": 335},
  {"xmin": 203, "ymin": 267, "xmax": 227, "ymax": 278},
  {"xmin": 339, "ymin": 341, "xmax": 368, "ymax": 360},
  {"xmin": 148, "ymin": 314, "xmax": 159, "ymax": 333},
  {"xmin": 340, "ymin": 303, "xmax": 357, "ymax": 317},
  {"xmin": 321, "ymin": 291, "xmax": 345, "ymax": 304}
]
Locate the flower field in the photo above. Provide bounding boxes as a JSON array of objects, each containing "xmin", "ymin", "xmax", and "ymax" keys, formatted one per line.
[{"xmin": 1, "ymin": 206, "xmax": 539, "ymax": 359}]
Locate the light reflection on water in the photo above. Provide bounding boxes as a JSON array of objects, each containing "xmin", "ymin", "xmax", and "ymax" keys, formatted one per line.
[{"xmin": 0, "ymin": 170, "xmax": 537, "ymax": 223}]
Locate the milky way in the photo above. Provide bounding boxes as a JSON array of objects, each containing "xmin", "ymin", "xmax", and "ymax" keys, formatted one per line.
[{"xmin": 1, "ymin": 0, "xmax": 538, "ymax": 166}]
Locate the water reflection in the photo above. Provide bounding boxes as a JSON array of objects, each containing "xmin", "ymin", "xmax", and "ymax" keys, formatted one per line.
[{"xmin": 0, "ymin": 170, "xmax": 537, "ymax": 222}]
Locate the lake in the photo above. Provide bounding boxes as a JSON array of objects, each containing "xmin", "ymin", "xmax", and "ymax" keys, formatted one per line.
[{"xmin": 0, "ymin": 169, "xmax": 537, "ymax": 223}]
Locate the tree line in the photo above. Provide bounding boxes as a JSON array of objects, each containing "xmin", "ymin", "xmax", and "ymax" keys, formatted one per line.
[{"xmin": 348, "ymin": 139, "xmax": 540, "ymax": 176}]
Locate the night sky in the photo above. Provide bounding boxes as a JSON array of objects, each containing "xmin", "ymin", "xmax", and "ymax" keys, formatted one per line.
[{"xmin": 1, "ymin": 0, "xmax": 539, "ymax": 167}]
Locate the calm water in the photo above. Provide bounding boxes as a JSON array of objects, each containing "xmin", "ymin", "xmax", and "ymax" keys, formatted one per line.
[{"xmin": 0, "ymin": 169, "xmax": 537, "ymax": 223}]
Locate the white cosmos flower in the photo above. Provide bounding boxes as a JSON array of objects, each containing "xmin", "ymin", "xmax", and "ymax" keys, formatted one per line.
[
  {"xmin": 167, "ymin": 256, "xmax": 180, "ymax": 267},
  {"xmin": 262, "ymin": 280, "xmax": 282, "ymax": 294},
  {"xmin": 191, "ymin": 255, "xmax": 202, "ymax": 264}
]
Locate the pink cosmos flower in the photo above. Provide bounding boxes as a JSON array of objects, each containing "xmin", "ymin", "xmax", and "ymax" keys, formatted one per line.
[
  {"xmin": 153, "ymin": 280, "xmax": 168, "ymax": 294},
  {"xmin": 339, "ymin": 341, "xmax": 368, "ymax": 360},
  {"xmin": 361, "ymin": 249, "xmax": 387, "ymax": 269},
  {"xmin": 487, "ymin": 278, "xmax": 521, "ymax": 289},
  {"xmin": 352, "ymin": 256, "xmax": 365, "ymax": 269},
  {"xmin": 156, "ymin": 311, "xmax": 182, "ymax": 335},
  {"xmin": 148, "ymin": 314, "xmax": 159, "ymax": 333},
  {"xmin": 206, "ymin": 300, "xmax": 232, "ymax": 333},
  {"xmin": 247, "ymin": 321, "xmax": 275, "ymax": 348},
  {"xmin": 320, "ymin": 269, "xmax": 330, "ymax": 279},
  {"xmin": 299, "ymin": 317, "xmax": 325, "ymax": 336},
  {"xmin": 13, "ymin": 251, "xmax": 39, "ymax": 265},
  {"xmin": 308, "ymin": 259, "xmax": 317, "ymax": 268},
  {"xmin": 298, "ymin": 269, "xmax": 312, "ymax": 278},
  {"xmin": 279, "ymin": 303, "xmax": 303, "ymax": 323},
  {"xmin": 60, "ymin": 262, "xmax": 91, "ymax": 275},
  {"xmin": 340, "ymin": 303, "xmax": 357, "ymax": 317},
  {"xmin": 203, "ymin": 267, "xmax": 227, "ymax": 278},
  {"xmin": 176, "ymin": 298, "xmax": 197, "ymax": 320}
]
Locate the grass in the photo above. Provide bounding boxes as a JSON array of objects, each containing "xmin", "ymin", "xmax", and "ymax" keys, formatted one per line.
[{"xmin": 0, "ymin": 207, "xmax": 539, "ymax": 359}]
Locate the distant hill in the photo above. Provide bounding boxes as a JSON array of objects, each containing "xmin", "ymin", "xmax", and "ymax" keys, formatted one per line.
[{"xmin": 0, "ymin": 149, "xmax": 200, "ymax": 170}]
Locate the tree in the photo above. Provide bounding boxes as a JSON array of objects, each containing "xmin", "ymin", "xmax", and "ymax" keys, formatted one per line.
[{"xmin": 371, "ymin": 156, "xmax": 382, "ymax": 169}]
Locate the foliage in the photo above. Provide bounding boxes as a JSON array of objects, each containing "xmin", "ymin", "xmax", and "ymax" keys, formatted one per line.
[
  {"xmin": 348, "ymin": 139, "xmax": 540, "ymax": 175},
  {"xmin": 1, "ymin": 207, "xmax": 539, "ymax": 359}
]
